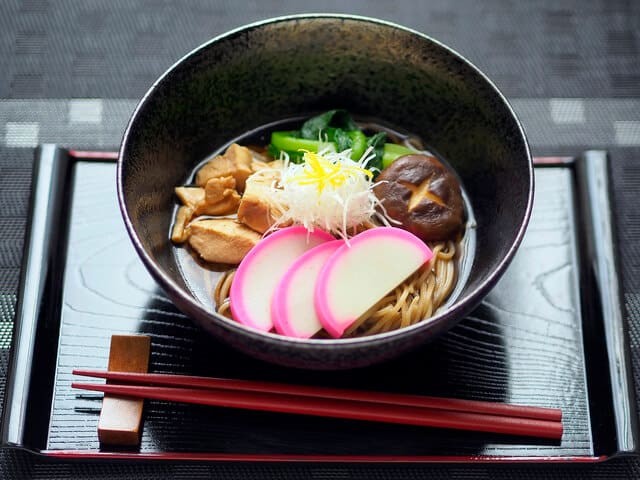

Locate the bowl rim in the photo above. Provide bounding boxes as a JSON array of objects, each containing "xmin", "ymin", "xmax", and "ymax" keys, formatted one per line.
[{"xmin": 116, "ymin": 13, "xmax": 534, "ymax": 349}]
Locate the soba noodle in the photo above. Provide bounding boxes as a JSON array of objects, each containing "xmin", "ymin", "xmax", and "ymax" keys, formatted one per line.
[
  {"xmin": 213, "ymin": 268, "xmax": 235, "ymax": 319},
  {"xmin": 212, "ymin": 239, "xmax": 458, "ymax": 337}
]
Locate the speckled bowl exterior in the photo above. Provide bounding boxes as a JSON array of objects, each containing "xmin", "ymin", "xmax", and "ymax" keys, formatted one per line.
[{"xmin": 117, "ymin": 14, "xmax": 534, "ymax": 370}]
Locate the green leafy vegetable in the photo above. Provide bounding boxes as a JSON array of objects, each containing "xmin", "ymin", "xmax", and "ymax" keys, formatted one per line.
[
  {"xmin": 365, "ymin": 132, "xmax": 387, "ymax": 171},
  {"xmin": 270, "ymin": 131, "xmax": 333, "ymax": 153},
  {"xmin": 269, "ymin": 131, "xmax": 337, "ymax": 163},
  {"xmin": 267, "ymin": 110, "xmax": 415, "ymax": 170},
  {"xmin": 300, "ymin": 109, "xmax": 358, "ymax": 140},
  {"xmin": 331, "ymin": 128, "xmax": 351, "ymax": 152}
]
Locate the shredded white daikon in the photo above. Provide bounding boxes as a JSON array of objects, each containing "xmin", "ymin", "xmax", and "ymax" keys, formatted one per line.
[{"xmin": 267, "ymin": 147, "xmax": 384, "ymax": 239}]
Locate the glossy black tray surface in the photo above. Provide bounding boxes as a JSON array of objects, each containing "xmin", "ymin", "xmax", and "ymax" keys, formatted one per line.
[{"xmin": 0, "ymin": 146, "xmax": 636, "ymax": 463}]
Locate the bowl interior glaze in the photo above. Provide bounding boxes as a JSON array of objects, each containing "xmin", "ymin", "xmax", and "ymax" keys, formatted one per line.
[{"xmin": 118, "ymin": 15, "xmax": 533, "ymax": 369}]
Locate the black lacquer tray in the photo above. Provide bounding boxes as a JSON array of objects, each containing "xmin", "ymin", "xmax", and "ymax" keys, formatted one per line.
[{"xmin": 0, "ymin": 146, "xmax": 637, "ymax": 463}]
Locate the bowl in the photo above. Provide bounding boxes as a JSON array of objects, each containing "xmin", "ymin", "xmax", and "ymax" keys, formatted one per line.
[{"xmin": 117, "ymin": 14, "xmax": 534, "ymax": 370}]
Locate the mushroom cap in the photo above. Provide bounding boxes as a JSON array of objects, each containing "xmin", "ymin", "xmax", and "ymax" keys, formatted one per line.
[{"xmin": 374, "ymin": 154, "xmax": 465, "ymax": 242}]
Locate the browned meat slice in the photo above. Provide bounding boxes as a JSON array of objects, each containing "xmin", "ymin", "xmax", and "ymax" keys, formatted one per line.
[
  {"xmin": 237, "ymin": 169, "xmax": 286, "ymax": 234},
  {"xmin": 187, "ymin": 218, "xmax": 261, "ymax": 264},
  {"xmin": 171, "ymin": 206, "xmax": 194, "ymax": 243},
  {"xmin": 250, "ymin": 158, "xmax": 284, "ymax": 173},
  {"xmin": 193, "ymin": 176, "xmax": 241, "ymax": 216},
  {"xmin": 175, "ymin": 186, "xmax": 204, "ymax": 208},
  {"xmin": 195, "ymin": 143, "xmax": 253, "ymax": 192}
]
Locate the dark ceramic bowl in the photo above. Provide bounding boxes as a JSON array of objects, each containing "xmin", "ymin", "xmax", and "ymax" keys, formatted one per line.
[{"xmin": 117, "ymin": 14, "xmax": 533, "ymax": 370}]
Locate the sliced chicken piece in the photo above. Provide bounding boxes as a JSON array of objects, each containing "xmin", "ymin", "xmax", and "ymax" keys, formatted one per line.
[
  {"xmin": 175, "ymin": 186, "xmax": 205, "ymax": 208},
  {"xmin": 193, "ymin": 176, "xmax": 241, "ymax": 216},
  {"xmin": 187, "ymin": 218, "xmax": 261, "ymax": 264},
  {"xmin": 195, "ymin": 143, "xmax": 253, "ymax": 192},
  {"xmin": 250, "ymin": 157, "xmax": 284, "ymax": 173},
  {"xmin": 171, "ymin": 206, "xmax": 194, "ymax": 243},
  {"xmin": 247, "ymin": 146, "xmax": 271, "ymax": 165},
  {"xmin": 237, "ymin": 169, "xmax": 287, "ymax": 234},
  {"xmin": 250, "ymin": 159, "xmax": 270, "ymax": 173}
]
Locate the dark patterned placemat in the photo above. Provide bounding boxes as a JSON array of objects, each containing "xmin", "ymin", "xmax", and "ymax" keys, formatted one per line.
[
  {"xmin": 0, "ymin": 0, "xmax": 639, "ymax": 477},
  {"xmin": 0, "ymin": 148, "xmax": 32, "ymax": 350},
  {"xmin": 0, "ymin": 0, "xmax": 638, "ymax": 100}
]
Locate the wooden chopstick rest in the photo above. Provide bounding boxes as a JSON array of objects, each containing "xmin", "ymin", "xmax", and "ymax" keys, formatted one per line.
[{"xmin": 97, "ymin": 335, "xmax": 151, "ymax": 446}]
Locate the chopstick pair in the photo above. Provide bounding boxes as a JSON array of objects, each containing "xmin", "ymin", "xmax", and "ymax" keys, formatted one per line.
[{"xmin": 72, "ymin": 369, "xmax": 563, "ymax": 439}]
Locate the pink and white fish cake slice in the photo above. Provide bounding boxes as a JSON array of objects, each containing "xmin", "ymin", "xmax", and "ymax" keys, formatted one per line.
[
  {"xmin": 230, "ymin": 226, "xmax": 334, "ymax": 332},
  {"xmin": 315, "ymin": 227, "xmax": 433, "ymax": 338},
  {"xmin": 272, "ymin": 240, "xmax": 344, "ymax": 338}
]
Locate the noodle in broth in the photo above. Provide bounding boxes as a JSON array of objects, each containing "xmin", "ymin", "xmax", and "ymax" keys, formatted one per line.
[{"xmin": 212, "ymin": 239, "xmax": 458, "ymax": 338}]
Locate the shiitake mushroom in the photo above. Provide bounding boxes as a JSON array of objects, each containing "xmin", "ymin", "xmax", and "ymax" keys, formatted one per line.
[{"xmin": 373, "ymin": 154, "xmax": 464, "ymax": 242}]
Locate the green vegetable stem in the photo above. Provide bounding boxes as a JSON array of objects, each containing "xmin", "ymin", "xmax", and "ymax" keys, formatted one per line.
[
  {"xmin": 382, "ymin": 143, "xmax": 415, "ymax": 169},
  {"xmin": 268, "ymin": 110, "xmax": 415, "ymax": 171}
]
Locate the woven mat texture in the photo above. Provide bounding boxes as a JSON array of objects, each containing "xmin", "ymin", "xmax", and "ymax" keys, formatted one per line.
[{"xmin": 0, "ymin": 0, "xmax": 639, "ymax": 478}]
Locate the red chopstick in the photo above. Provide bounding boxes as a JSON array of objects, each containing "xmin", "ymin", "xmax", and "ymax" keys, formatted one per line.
[
  {"xmin": 72, "ymin": 369, "xmax": 562, "ymax": 422},
  {"xmin": 72, "ymin": 382, "xmax": 562, "ymax": 439},
  {"xmin": 72, "ymin": 371, "xmax": 563, "ymax": 439}
]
